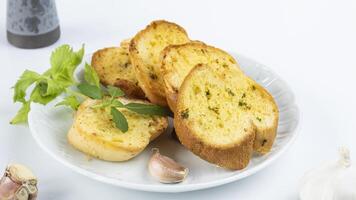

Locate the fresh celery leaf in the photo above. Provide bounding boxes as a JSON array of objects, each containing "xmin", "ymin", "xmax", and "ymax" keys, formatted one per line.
[
  {"xmin": 37, "ymin": 78, "xmax": 64, "ymax": 97},
  {"xmin": 124, "ymin": 103, "xmax": 172, "ymax": 116},
  {"xmin": 84, "ymin": 63, "xmax": 100, "ymax": 87},
  {"xmin": 30, "ymin": 86, "xmax": 57, "ymax": 105},
  {"xmin": 37, "ymin": 81, "xmax": 48, "ymax": 96},
  {"xmin": 107, "ymin": 85, "xmax": 125, "ymax": 98},
  {"xmin": 48, "ymin": 45, "xmax": 84, "ymax": 87},
  {"xmin": 50, "ymin": 45, "xmax": 84, "ymax": 74},
  {"xmin": 72, "ymin": 45, "xmax": 85, "ymax": 67},
  {"xmin": 10, "ymin": 101, "xmax": 31, "ymax": 124},
  {"xmin": 77, "ymin": 83, "xmax": 102, "ymax": 99},
  {"xmin": 11, "ymin": 44, "xmax": 85, "ymax": 125},
  {"xmin": 49, "ymin": 45, "xmax": 73, "ymax": 74},
  {"xmin": 55, "ymin": 95, "xmax": 80, "ymax": 110},
  {"xmin": 13, "ymin": 70, "xmax": 41, "ymax": 103},
  {"xmin": 111, "ymin": 107, "xmax": 128, "ymax": 132}
]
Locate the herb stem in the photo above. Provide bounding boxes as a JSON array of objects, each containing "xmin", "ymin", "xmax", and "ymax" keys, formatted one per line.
[{"xmin": 65, "ymin": 88, "xmax": 88, "ymax": 99}]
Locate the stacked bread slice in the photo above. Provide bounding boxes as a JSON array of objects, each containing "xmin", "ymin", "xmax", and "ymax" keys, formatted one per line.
[
  {"xmin": 129, "ymin": 20, "xmax": 190, "ymax": 106},
  {"xmin": 87, "ymin": 20, "xmax": 278, "ymax": 169},
  {"xmin": 92, "ymin": 45, "xmax": 145, "ymax": 99}
]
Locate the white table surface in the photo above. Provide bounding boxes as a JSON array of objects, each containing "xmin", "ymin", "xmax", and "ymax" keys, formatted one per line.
[{"xmin": 1, "ymin": 0, "xmax": 355, "ymax": 199}]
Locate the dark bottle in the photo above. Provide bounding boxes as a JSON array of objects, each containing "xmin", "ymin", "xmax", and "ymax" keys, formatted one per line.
[{"xmin": 6, "ymin": 0, "xmax": 60, "ymax": 49}]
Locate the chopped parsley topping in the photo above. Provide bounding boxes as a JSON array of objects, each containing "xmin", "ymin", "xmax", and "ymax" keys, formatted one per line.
[
  {"xmin": 226, "ymin": 88, "xmax": 235, "ymax": 96},
  {"xmin": 238, "ymin": 100, "xmax": 251, "ymax": 110},
  {"xmin": 200, "ymin": 49, "xmax": 207, "ymax": 54},
  {"xmin": 208, "ymin": 106, "xmax": 219, "ymax": 114},
  {"xmin": 205, "ymin": 89, "xmax": 211, "ymax": 100},
  {"xmin": 149, "ymin": 72, "xmax": 158, "ymax": 80},
  {"xmin": 180, "ymin": 109, "xmax": 189, "ymax": 119},
  {"xmin": 238, "ymin": 101, "xmax": 247, "ymax": 107},
  {"xmin": 261, "ymin": 139, "xmax": 268, "ymax": 146}
]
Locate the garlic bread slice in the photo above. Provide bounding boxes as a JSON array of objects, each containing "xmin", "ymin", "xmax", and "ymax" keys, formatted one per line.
[
  {"xmin": 68, "ymin": 98, "xmax": 168, "ymax": 161},
  {"xmin": 92, "ymin": 47, "xmax": 145, "ymax": 98},
  {"xmin": 174, "ymin": 64, "xmax": 279, "ymax": 169},
  {"xmin": 161, "ymin": 42, "xmax": 237, "ymax": 112},
  {"xmin": 129, "ymin": 20, "xmax": 190, "ymax": 106}
]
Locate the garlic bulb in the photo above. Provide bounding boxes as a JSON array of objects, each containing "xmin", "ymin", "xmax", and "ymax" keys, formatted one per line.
[
  {"xmin": 0, "ymin": 164, "xmax": 37, "ymax": 200},
  {"xmin": 299, "ymin": 147, "xmax": 356, "ymax": 200},
  {"xmin": 148, "ymin": 148, "xmax": 188, "ymax": 183}
]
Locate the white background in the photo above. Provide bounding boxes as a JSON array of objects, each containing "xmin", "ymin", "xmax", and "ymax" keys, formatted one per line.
[{"xmin": 1, "ymin": 0, "xmax": 356, "ymax": 199}]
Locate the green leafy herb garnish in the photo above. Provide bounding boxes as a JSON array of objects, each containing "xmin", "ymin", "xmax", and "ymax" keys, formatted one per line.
[
  {"xmin": 107, "ymin": 85, "xmax": 125, "ymax": 98},
  {"xmin": 10, "ymin": 101, "xmax": 31, "ymax": 124},
  {"xmin": 13, "ymin": 70, "xmax": 41, "ymax": 103},
  {"xmin": 11, "ymin": 45, "xmax": 84, "ymax": 124},
  {"xmin": 111, "ymin": 107, "xmax": 128, "ymax": 132},
  {"xmin": 11, "ymin": 44, "xmax": 171, "ymax": 133},
  {"xmin": 84, "ymin": 62, "xmax": 100, "ymax": 87},
  {"xmin": 89, "ymin": 85, "xmax": 171, "ymax": 132},
  {"xmin": 77, "ymin": 83, "xmax": 102, "ymax": 99},
  {"xmin": 125, "ymin": 103, "xmax": 171, "ymax": 116},
  {"xmin": 55, "ymin": 95, "xmax": 80, "ymax": 110}
]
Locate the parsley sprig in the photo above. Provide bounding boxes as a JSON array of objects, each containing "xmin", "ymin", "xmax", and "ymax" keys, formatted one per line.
[{"xmin": 11, "ymin": 45, "xmax": 171, "ymax": 133}]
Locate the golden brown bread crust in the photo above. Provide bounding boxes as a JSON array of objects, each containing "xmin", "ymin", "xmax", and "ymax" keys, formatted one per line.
[
  {"xmin": 91, "ymin": 47, "xmax": 145, "ymax": 99},
  {"xmin": 68, "ymin": 124, "xmax": 142, "ymax": 161},
  {"xmin": 161, "ymin": 42, "xmax": 238, "ymax": 113},
  {"xmin": 174, "ymin": 114, "xmax": 255, "ymax": 170},
  {"xmin": 250, "ymin": 82, "xmax": 279, "ymax": 153},
  {"xmin": 129, "ymin": 20, "xmax": 190, "ymax": 106}
]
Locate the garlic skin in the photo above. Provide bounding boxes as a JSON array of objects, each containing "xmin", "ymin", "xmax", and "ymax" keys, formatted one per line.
[
  {"xmin": 148, "ymin": 148, "xmax": 188, "ymax": 183},
  {"xmin": 0, "ymin": 164, "xmax": 37, "ymax": 200},
  {"xmin": 299, "ymin": 147, "xmax": 356, "ymax": 200}
]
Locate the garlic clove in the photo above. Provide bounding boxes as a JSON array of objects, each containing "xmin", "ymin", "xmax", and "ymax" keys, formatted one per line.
[
  {"xmin": 0, "ymin": 164, "xmax": 37, "ymax": 200},
  {"xmin": 148, "ymin": 148, "xmax": 188, "ymax": 183},
  {"xmin": 299, "ymin": 146, "xmax": 356, "ymax": 200}
]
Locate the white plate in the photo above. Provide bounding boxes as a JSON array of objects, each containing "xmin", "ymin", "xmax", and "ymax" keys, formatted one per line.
[{"xmin": 28, "ymin": 53, "xmax": 300, "ymax": 193}]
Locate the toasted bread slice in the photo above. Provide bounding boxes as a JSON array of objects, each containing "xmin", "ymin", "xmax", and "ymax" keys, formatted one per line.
[
  {"xmin": 91, "ymin": 47, "xmax": 145, "ymax": 99},
  {"xmin": 174, "ymin": 64, "xmax": 279, "ymax": 169},
  {"xmin": 68, "ymin": 97, "xmax": 168, "ymax": 161},
  {"xmin": 161, "ymin": 42, "xmax": 238, "ymax": 112},
  {"xmin": 129, "ymin": 20, "xmax": 190, "ymax": 106}
]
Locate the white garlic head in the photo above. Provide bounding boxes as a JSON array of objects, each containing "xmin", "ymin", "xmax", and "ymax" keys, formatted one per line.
[
  {"xmin": 299, "ymin": 147, "xmax": 356, "ymax": 200},
  {"xmin": 0, "ymin": 164, "xmax": 37, "ymax": 200}
]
